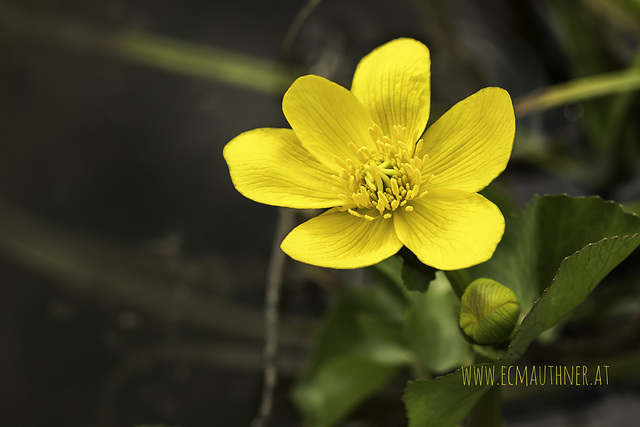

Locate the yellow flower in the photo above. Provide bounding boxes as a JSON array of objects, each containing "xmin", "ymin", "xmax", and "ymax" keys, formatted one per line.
[{"xmin": 223, "ymin": 38, "xmax": 515, "ymax": 270}]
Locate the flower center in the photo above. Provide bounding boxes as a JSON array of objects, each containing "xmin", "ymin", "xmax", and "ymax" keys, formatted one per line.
[{"xmin": 333, "ymin": 124, "xmax": 433, "ymax": 221}]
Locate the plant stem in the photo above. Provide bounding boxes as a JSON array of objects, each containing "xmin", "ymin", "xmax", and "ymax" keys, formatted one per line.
[
  {"xmin": 0, "ymin": 5, "xmax": 299, "ymax": 94},
  {"xmin": 252, "ymin": 208, "xmax": 295, "ymax": 427},
  {"xmin": 514, "ymin": 68, "xmax": 640, "ymax": 117},
  {"xmin": 469, "ymin": 384, "xmax": 502, "ymax": 427},
  {"xmin": 444, "ymin": 269, "xmax": 473, "ymax": 299},
  {"xmin": 468, "ymin": 352, "xmax": 502, "ymax": 427}
]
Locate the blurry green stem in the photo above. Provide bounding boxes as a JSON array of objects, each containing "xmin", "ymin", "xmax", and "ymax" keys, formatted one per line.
[
  {"xmin": 597, "ymin": 48, "xmax": 640, "ymax": 191},
  {"xmin": 6, "ymin": 4, "xmax": 640, "ymax": 110},
  {"xmin": 515, "ymin": 68, "xmax": 640, "ymax": 117},
  {"xmin": 606, "ymin": 50, "xmax": 640, "ymax": 134},
  {"xmin": 281, "ymin": 0, "xmax": 323, "ymax": 59},
  {"xmin": 444, "ymin": 269, "xmax": 472, "ymax": 299},
  {"xmin": 470, "ymin": 384, "xmax": 502, "ymax": 427},
  {"xmin": 0, "ymin": 5, "xmax": 298, "ymax": 94},
  {"xmin": 116, "ymin": 32, "xmax": 296, "ymax": 93},
  {"xmin": 469, "ymin": 352, "xmax": 502, "ymax": 427}
]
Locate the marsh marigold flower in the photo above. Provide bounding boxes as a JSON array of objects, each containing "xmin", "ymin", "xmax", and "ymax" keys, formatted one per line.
[{"xmin": 223, "ymin": 38, "xmax": 515, "ymax": 270}]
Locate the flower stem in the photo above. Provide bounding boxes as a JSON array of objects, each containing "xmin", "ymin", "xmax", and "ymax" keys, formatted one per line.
[
  {"xmin": 444, "ymin": 269, "xmax": 472, "ymax": 299},
  {"xmin": 469, "ymin": 353, "xmax": 503, "ymax": 427},
  {"xmin": 252, "ymin": 208, "xmax": 295, "ymax": 427},
  {"xmin": 469, "ymin": 384, "xmax": 502, "ymax": 427}
]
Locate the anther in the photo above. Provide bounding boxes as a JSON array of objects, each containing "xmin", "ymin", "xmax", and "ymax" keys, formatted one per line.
[
  {"xmin": 333, "ymin": 122, "xmax": 432, "ymax": 220},
  {"xmin": 373, "ymin": 173, "xmax": 384, "ymax": 192},
  {"xmin": 365, "ymin": 176, "xmax": 376, "ymax": 192},
  {"xmin": 347, "ymin": 209, "xmax": 362, "ymax": 218},
  {"xmin": 390, "ymin": 179, "xmax": 400, "ymax": 197},
  {"xmin": 348, "ymin": 142, "xmax": 362, "ymax": 161},
  {"xmin": 334, "ymin": 156, "xmax": 349, "ymax": 170},
  {"xmin": 414, "ymin": 139, "xmax": 424, "ymax": 156},
  {"xmin": 369, "ymin": 124, "xmax": 385, "ymax": 141},
  {"xmin": 377, "ymin": 192, "xmax": 391, "ymax": 211},
  {"xmin": 357, "ymin": 146, "xmax": 371, "ymax": 162}
]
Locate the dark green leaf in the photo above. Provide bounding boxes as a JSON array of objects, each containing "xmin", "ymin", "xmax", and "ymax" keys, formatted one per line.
[
  {"xmin": 470, "ymin": 195, "xmax": 640, "ymax": 312},
  {"xmin": 294, "ymin": 357, "xmax": 398, "ymax": 427},
  {"xmin": 294, "ymin": 281, "xmax": 411, "ymax": 426},
  {"xmin": 405, "ymin": 233, "xmax": 640, "ymax": 427},
  {"xmin": 503, "ymin": 234, "xmax": 640, "ymax": 364},
  {"xmin": 406, "ymin": 273, "xmax": 470, "ymax": 374},
  {"xmin": 400, "ymin": 248, "xmax": 437, "ymax": 292},
  {"xmin": 405, "ymin": 196, "xmax": 640, "ymax": 427},
  {"xmin": 373, "ymin": 255, "xmax": 404, "ymax": 290},
  {"xmin": 303, "ymin": 286, "xmax": 410, "ymax": 376},
  {"xmin": 404, "ymin": 369, "xmax": 490, "ymax": 427}
]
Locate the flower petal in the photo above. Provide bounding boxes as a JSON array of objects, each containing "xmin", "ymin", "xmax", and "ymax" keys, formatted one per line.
[
  {"xmin": 351, "ymin": 38, "xmax": 431, "ymax": 144},
  {"xmin": 394, "ymin": 189, "xmax": 504, "ymax": 270},
  {"xmin": 420, "ymin": 87, "xmax": 515, "ymax": 192},
  {"xmin": 281, "ymin": 209, "xmax": 402, "ymax": 269},
  {"xmin": 282, "ymin": 75, "xmax": 375, "ymax": 169},
  {"xmin": 223, "ymin": 128, "xmax": 341, "ymax": 208}
]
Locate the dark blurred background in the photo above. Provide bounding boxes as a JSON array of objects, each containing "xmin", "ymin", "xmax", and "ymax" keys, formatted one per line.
[{"xmin": 1, "ymin": 0, "xmax": 639, "ymax": 426}]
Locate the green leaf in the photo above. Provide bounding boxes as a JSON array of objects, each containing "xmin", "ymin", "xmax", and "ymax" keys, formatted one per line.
[
  {"xmin": 405, "ymin": 234, "xmax": 640, "ymax": 427},
  {"xmin": 470, "ymin": 195, "xmax": 640, "ymax": 312},
  {"xmin": 400, "ymin": 248, "xmax": 437, "ymax": 292},
  {"xmin": 623, "ymin": 199, "xmax": 640, "ymax": 215},
  {"xmin": 294, "ymin": 356, "xmax": 398, "ymax": 427},
  {"xmin": 373, "ymin": 255, "xmax": 405, "ymax": 290},
  {"xmin": 503, "ymin": 234, "xmax": 640, "ymax": 364},
  {"xmin": 404, "ymin": 195, "xmax": 640, "ymax": 427},
  {"xmin": 350, "ymin": 279, "xmax": 408, "ymax": 325},
  {"xmin": 303, "ymin": 286, "xmax": 410, "ymax": 374},
  {"xmin": 406, "ymin": 272, "xmax": 471, "ymax": 374},
  {"xmin": 404, "ymin": 369, "xmax": 490, "ymax": 427},
  {"xmin": 294, "ymin": 280, "xmax": 411, "ymax": 426}
]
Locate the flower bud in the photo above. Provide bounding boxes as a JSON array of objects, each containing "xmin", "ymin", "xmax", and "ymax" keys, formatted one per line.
[{"xmin": 459, "ymin": 278, "xmax": 520, "ymax": 345}]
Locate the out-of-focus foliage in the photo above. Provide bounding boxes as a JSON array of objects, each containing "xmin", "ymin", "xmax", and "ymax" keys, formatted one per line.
[
  {"xmin": 1, "ymin": 0, "xmax": 640, "ymax": 426},
  {"xmin": 405, "ymin": 196, "xmax": 640, "ymax": 427}
]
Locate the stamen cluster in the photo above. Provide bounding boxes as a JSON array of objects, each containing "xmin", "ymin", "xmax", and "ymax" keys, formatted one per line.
[{"xmin": 333, "ymin": 125, "xmax": 433, "ymax": 220}]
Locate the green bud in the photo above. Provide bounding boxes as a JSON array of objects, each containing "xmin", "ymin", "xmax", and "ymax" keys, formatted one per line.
[{"xmin": 459, "ymin": 278, "xmax": 520, "ymax": 345}]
